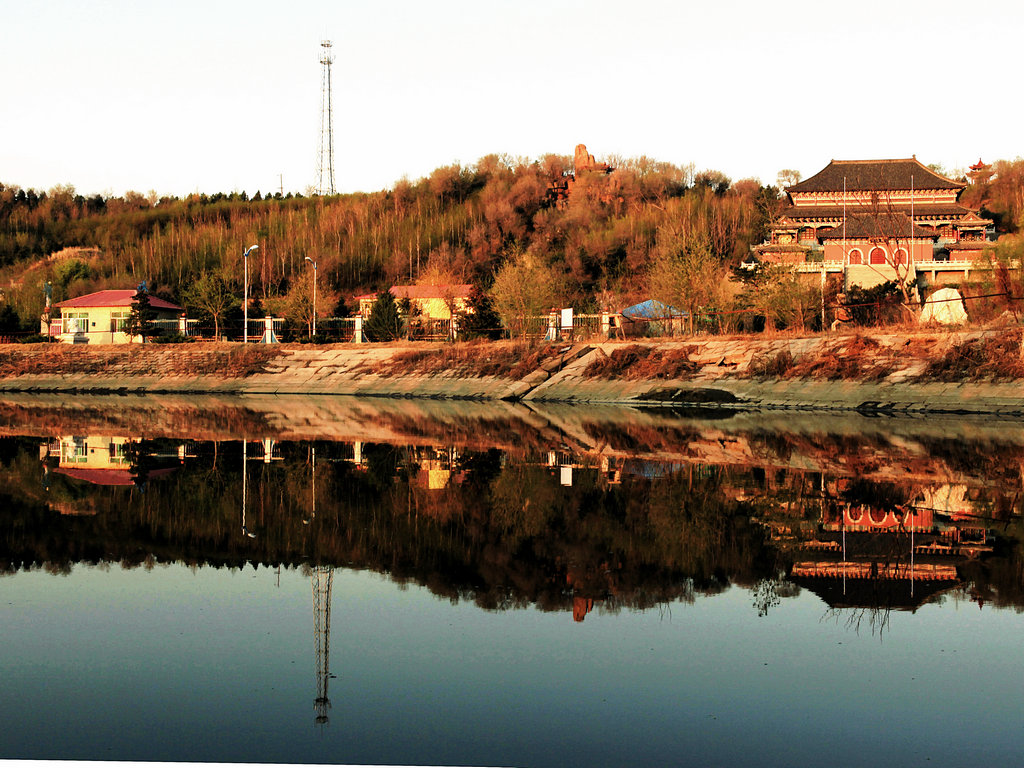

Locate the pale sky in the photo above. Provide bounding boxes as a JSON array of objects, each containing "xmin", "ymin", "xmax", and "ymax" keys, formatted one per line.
[{"xmin": 3, "ymin": 0, "xmax": 1023, "ymax": 199}]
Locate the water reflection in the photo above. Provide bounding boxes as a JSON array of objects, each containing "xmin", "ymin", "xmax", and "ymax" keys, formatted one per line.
[
  {"xmin": 3, "ymin": 400, "xmax": 1024, "ymax": 764},
  {"xmin": 3, "ymin": 415, "xmax": 1023, "ymax": 622}
]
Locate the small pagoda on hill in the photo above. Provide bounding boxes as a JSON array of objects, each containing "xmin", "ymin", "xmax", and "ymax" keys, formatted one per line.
[{"xmin": 753, "ymin": 158, "xmax": 992, "ymax": 286}]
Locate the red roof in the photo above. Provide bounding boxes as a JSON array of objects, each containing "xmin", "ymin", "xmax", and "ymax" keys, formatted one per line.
[
  {"xmin": 55, "ymin": 466, "xmax": 177, "ymax": 486},
  {"xmin": 54, "ymin": 289, "xmax": 183, "ymax": 311},
  {"xmin": 356, "ymin": 284, "xmax": 473, "ymax": 301}
]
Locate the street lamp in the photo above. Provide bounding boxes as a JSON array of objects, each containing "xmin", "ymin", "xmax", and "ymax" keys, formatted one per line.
[
  {"xmin": 243, "ymin": 244, "xmax": 259, "ymax": 343},
  {"xmin": 305, "ymin": 256, "xmax": 318, "ymax": 338}
]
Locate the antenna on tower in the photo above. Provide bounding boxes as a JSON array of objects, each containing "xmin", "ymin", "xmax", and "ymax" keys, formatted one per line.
[{"xmin": 316, "ymin": 40, "xmax": 336, "ymax": 196}]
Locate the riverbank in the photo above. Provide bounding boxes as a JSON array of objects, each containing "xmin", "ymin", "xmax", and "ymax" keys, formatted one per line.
[{"xmin": 3, "ymin": 329, "xmax": 1024, "ymax": 415}]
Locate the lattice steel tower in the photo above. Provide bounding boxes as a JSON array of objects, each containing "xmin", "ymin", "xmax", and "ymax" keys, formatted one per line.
[
  {"xmin": 312, "ymin": 565, "xmax": 335, "ymax": 725},
  {"xmin": 316, "ymin": 40, "xmax": 336, "ymax": 195}
]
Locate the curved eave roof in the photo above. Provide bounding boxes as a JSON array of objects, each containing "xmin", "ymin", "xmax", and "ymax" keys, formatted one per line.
[
  {"xmin": 817, "ymin": 213, "xmax": 937, "ymax": 240},
  {"xmin": 780, "ymin": 203, "xmax": 977, "ymax": 220},
  {"xmin": 788, "ymin": 159, "xmax": 965, "ymax": 194}
]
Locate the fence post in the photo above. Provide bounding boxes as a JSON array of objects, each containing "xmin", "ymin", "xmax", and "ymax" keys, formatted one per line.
[
  {"xmin": 178, "ymin": 315, "xmax": 187, "ymax": 336},
  {"xmin": 354, "ymin": 315, "xmax": 364, "ymax": 344},
  {"xmin": 601, "ymin": 311, "xmax": 610, "ymax": 338}
]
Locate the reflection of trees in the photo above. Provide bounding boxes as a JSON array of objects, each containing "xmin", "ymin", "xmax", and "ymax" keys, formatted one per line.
[
  {"xmin": 3, "ymin": 434, "xmax": 1024, "ymax": 618},
  {"xmin": 824, "ymin": 605, "xmax": 892, "ymax": 637},
  {"xmin": 0, "ymin": 438, "xmax": 776, "ymax": 615}
]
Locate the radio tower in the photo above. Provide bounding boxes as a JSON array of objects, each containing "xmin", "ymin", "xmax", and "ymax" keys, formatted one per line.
[
  {"xmin": 316, "ymin": 40, "xmax": 336, "ymax": 195},
  {"xmin": 312, "ymin": 565, "xmax": 335, "ymax": 726}
]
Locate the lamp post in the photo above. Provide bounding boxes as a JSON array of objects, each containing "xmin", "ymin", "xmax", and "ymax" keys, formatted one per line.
[
  {"xmin": 243, "ymin": 244, "xmax": 259, "ymax": 343},
  {"xmin": 305, "ymin": 256, "xmax": 318, "ymax": 338}
]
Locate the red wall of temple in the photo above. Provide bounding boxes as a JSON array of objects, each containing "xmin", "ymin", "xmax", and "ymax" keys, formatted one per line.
[{"xmin": 823, "ymin": 241, "xmax": 933, "ymax": 263}]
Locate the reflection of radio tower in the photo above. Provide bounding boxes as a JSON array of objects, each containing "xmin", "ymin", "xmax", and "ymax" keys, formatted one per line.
[
  {"xmin": 312, "ymin": 565, "xmax": 335, "ymax": 725},
  {"xmin": 316, "ymin": 40, "xmax": 336, "ymax": 195}
]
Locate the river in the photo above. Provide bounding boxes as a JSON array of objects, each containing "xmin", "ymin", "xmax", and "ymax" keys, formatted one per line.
[{"xmin": 1, "ymin": 396, "xmax": 1022, "ymax": 766}]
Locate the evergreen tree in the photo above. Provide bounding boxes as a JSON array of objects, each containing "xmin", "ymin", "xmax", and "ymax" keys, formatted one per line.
[
  {"xmin": 364, "ymin": 290, "xmax": 403, "ymax": 342},
  {"xmin": 0, "ymin": 303, "xmax": 21, "ymax": 338},
  {"xmin": 458, "ymin": 283, "xmax": 503, "ymax": 340},
  {"xmin": 126, "ymin": 287, "xmax": 159, "ymax": 342}
]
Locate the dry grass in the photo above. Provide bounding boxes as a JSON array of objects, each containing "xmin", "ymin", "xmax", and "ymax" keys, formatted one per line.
[
  {"xmin": 789, "ymin": 334, "xmax": 896, "ymax": 381},
  {"xmin": 369, "ymin": 340, "xmax": 564, "ymax": 379},
  {"xmin": 918, "ymin": 330, "xmax": 1024, "ymax": 381},
  {"xmin": 0, "ymin": 344, "xmax": 283, "ymax": 379},
  {"xmin": 584, "ymin": 345, "xmax": 698, "ymax": 380},
  {"xmin": 747, "ymin": 349, "xmax": 795, "ymax": 378},
  {"xmin": 747, "ymin": 334, "xmax": 898, "ymax": 382}
]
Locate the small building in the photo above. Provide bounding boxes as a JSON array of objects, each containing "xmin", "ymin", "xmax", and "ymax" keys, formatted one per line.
[
  {"xmin": 51, "ymin": 289, "xmax": 184, "ymax": 344},
  {"xmin": 356, "ymin": 284, "xmax": 473, "ymax": 320}
]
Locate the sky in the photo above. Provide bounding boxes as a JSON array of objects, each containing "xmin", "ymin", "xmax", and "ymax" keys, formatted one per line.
[{"xmin": 3, "ymin": 0, "xmax": 1024, "ymax": 199}]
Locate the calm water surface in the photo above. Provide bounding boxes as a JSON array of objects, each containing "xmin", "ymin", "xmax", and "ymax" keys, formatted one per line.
[{"xmin": 1, "ymin": 397, "xmax": 1023, "ymax": 766}]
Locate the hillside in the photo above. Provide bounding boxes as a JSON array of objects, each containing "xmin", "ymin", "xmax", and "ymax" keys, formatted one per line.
[{"xmin": 2, "ymin": 152, "xmax": 1023, "ymax": 343}]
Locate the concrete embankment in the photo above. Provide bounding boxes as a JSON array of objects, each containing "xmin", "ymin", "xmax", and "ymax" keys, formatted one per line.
[{"xmin": 2, "ymin": 332, "xmax": 1023, "ymax": 415}]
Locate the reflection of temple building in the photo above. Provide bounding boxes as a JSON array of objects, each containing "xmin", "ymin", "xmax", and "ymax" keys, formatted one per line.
[{"xmin": 760, "ymin": 482, "xmax": 998, "ymax": 611}]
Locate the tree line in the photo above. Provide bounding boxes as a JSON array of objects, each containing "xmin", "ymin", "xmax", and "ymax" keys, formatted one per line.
[{"xmin": 2, "ymin": 153, "xmax": 1023, "ymax": 338}]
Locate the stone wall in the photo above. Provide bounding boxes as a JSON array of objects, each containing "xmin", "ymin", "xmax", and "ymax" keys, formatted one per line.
[{"xmin": 2, "ymin": 334, "xmax": 1023, "ymax": 415}]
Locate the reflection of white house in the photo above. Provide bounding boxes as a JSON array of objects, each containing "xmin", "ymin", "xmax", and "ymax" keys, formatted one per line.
[
  {"xmin": 51, "ymin": 289, "xmax": 184, "ymax": 344},
  {"xmin": 50, "ymin": 435, "xmax": 135, "ymax": 486},
  {"xmin": 47, "ymin": 434, "xmax": 185, "ymax": 487}
]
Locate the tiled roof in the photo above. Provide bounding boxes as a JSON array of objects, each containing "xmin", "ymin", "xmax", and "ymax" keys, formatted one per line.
[
  {"xmin": 54, "ymin": 289, "xmax": 183, "ymax": 311},
  {"xmin": 788, "ymin": 159, "xmax": 964, "ymax": 193},
  {"xmin": 945, "ymin": 241, "xmax": 991, "ymax": 251},
  {"xmin": 817, "ymin": 213, "xmax": 938, "ymax": 240},
  {"xmin": 780, "ymin": 202, "xmax": 975, "ymax": 220}
]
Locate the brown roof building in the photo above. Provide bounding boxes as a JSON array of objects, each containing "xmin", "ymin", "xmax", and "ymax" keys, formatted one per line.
[{"xmin": 753, "ymin": 158, "xmax": 993, "ymax": 291}]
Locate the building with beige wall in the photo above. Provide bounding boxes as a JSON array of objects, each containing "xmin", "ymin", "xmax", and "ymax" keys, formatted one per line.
[
  {"xmin": 356, "ymin": 284, "xmax": 473, "ymax": 320},
  {"xmin": 51, "ymin": 289, "xmax": 184, "ymax": 344}
]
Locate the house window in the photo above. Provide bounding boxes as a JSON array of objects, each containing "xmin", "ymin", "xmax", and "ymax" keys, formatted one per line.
[
  {"xmin": 110, "ymin": 311, "xmax": 130, "ymax": 332},
  {"xmin": 66, "ymin": 438, "xmax": 89, "ymax": 463},
  {"xmin": 62, "ymin": 312, "xmax": 89, "ymax": 334},
  {"xmin": 847, "ymin": 249, "xmax": 863, "ymax": 265},
  {"xmin": 869, "ymin": 247, "xmax": 887, "ymax": 265}
]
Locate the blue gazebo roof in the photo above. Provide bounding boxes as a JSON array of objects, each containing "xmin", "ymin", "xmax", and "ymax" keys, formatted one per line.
[{"xmin": 620, "ymin": 299, "xmax": 687, "ymax": 320}]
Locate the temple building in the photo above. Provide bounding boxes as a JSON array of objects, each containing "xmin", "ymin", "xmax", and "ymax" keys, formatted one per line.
[{"xmin": 753, "ymin": 158, "xmax": 993, "ymax": 290}]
